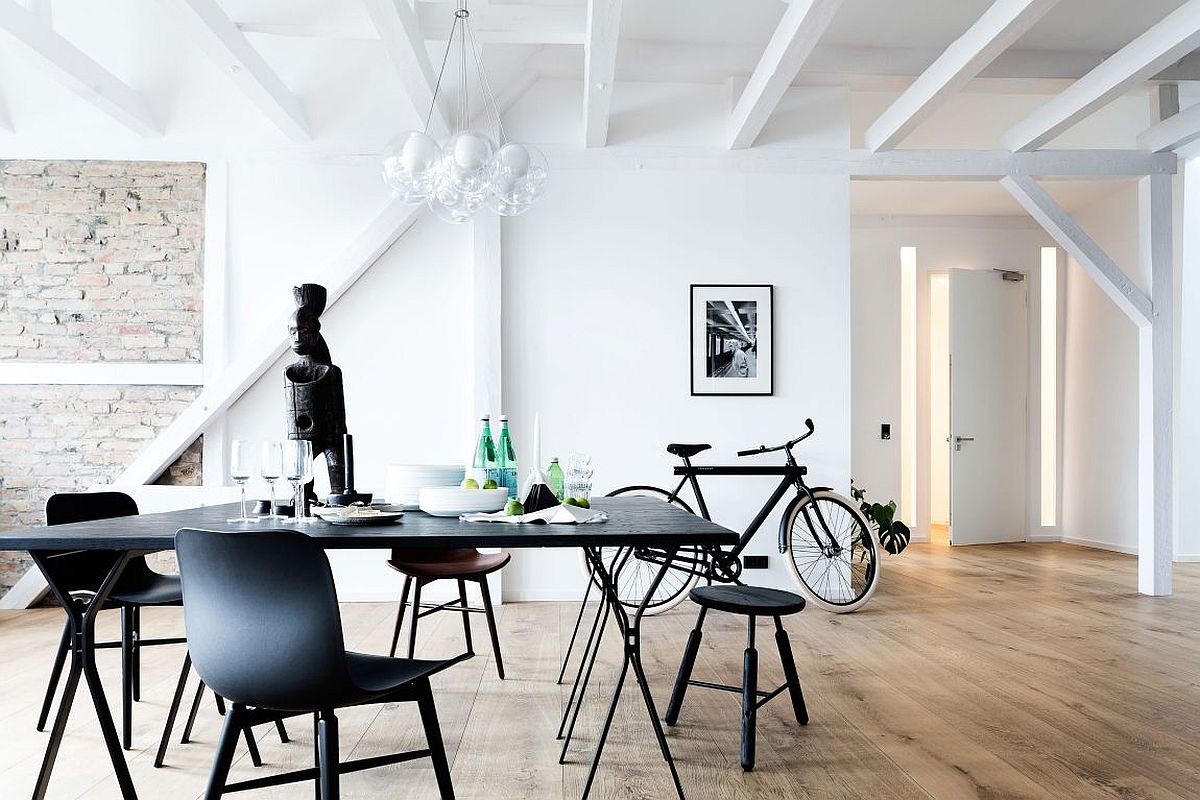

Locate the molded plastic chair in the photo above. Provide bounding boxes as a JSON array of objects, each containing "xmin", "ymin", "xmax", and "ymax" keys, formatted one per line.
[
  {"xmin": 39, "ymin": 491, "xmax": 187, "ymax": 750},
  {"xmin": 176, "ymin": 527, "xmax": 457, "ymax": 800}
]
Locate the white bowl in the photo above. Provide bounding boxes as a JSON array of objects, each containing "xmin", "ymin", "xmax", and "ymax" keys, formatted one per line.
[
  {"xmin": 386, "ymin": 464, "xmax": 465, "ymax": 508},
  {"xmin": 419, "ymin": 486, "xmax": 509, "ymax": 516}
]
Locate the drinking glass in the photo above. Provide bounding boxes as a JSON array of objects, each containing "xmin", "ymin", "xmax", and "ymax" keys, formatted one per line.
[
  {"xmin": 284, "ymin": 439, "xmax": 316, "ymax": 523},
  {"xmin": 260, "ymin": 441, "xmax": 284, "ymax": 519},
  {"xmin": 228, "ymin": 439, "xmax": 259, "ymax": 523},
  {"xmin": 565, "ymin": 452, "xmax": 594, "ymax": 502}
]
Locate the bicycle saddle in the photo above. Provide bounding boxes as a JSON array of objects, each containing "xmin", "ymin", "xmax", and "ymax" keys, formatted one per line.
[{"xmin": 666, "ymin": 443, "xmax": 711, "ymax": 458}]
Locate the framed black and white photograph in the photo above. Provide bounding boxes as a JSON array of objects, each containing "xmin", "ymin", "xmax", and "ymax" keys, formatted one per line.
[{"xmin": 690, "ymin": 284, "xmax": 773, "ymax": 396}]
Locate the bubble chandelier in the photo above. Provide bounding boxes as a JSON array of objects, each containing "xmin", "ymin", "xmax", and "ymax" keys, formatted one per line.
[{"xmin": 381, "ymin": 0, "xmax": 548, "ymax": 223}]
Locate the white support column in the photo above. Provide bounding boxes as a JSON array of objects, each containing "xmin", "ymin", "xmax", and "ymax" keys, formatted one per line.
[
  {"xmin": 582, "ymin": 0, "xmax": 622, "ymax": 147},
  {"xmin": 470, "ymin": 214, "xmax": 502, "ymax": 420},
  {"xmin": 202, "ymin": 159, "xmax": 229, "ymax": 487},
  {"xmin": 1137, "ymin": 172, "xmax": 1174, "ymax": 595}
]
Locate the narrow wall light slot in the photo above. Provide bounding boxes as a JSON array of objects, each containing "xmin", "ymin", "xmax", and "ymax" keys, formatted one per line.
[
  {"xmin": 1040, "ymin": 247, "xmax": 1057, "ymax": 527},
  {"xmin": 900, "ymin": 246, "xmax": 917, "ymax": 525}
]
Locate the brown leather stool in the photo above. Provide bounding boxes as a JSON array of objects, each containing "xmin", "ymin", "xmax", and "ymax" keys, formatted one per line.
[{"xmin": 386, "ymin": 548, "xmax": 511, "ymax": 679}]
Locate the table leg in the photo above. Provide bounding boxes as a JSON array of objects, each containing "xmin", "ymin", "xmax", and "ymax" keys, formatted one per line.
[
  {"xmin": 578, "ymin": 546, "xmax": 685, "ymax": 800},
  {"xmin": 30, "ymin": 551, "xmax": 139, "ymax": 800}
]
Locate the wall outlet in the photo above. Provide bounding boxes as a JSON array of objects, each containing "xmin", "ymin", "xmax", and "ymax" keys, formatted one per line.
[
  {"xmin": 881, "ymin": 423, "xmax": 891, "ymax": 440},
  {"xmin": 743, "ymin": 555, "xmax": 769, "ymax": 569}
]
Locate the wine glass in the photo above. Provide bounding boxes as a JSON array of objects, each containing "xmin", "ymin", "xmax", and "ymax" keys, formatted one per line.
[
  {"xmin": 228, "ymin": 440, "xmax": 259, "ymax": 523},
  {"xmin": 284, "ymin": 439, "xmax": 316, "ymax": 523},
  {"xmin": 260, "ymin": 441, "xmax": 284, "ymax": 519}
]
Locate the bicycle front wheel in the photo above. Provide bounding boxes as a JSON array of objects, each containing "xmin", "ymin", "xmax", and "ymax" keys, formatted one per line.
[
  {"xmin": 576, "ymin": 486, "xmax": 702, "ymax": 615},
  {"xmin": 783, "ymin": 490, "xmax": 879, "ymax": 613}
]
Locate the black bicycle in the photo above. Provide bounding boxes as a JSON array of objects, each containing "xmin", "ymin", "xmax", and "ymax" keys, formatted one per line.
[{"xmin": 595, "ymin": 419, "xmax": 880, "ymax": 614}]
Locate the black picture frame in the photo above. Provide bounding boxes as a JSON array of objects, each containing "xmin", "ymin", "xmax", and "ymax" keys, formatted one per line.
[{"xmin": 690, "ymin": 283, "xmax": 774, "ymax": 396}]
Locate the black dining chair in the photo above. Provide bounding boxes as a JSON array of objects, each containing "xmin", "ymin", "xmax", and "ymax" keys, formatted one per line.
[
  {"xmin": 38, "ymin": 491, "xmax": 188, "ymax": 750},
  {"xmin": 176, "ymin": 527, "xmax": 459, "ymax": 800}
]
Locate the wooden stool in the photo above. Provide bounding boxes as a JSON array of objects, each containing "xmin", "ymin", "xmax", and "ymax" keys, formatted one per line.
[
  {"xmin": 386, "ymin": 548, "xmax": 511, "ymax": 679},
  {"xmin": 664, "ymin": 585, "xmax": 809, "ymax": 772}
]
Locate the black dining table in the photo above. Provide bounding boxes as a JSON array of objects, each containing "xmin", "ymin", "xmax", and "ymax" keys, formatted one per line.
[{"xmin": 0, "ymin": 495, "xmax": 736, "ymax": 800}]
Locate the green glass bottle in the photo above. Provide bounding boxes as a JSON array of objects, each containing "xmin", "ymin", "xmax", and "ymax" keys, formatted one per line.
[
  {"xmin": 546, "ymin": 457, "xmax": 565, "ymax": 502},
  {"xmin": 472, "ymin": 415, "xmax": 497, "ymax": 486},
  {"xmin": 496, "ymin": 415, "xmax": 518, "ymax": 498}
]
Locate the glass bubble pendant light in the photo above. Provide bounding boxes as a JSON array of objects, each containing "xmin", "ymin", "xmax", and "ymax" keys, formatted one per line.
[{"xmin": 380, "ymin": 0, "xmax": 547, "ymax": 223}]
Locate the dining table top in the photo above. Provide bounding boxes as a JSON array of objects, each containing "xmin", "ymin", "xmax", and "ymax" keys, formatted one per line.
[{"xmin": 0, "ymin": 495, "xmax": 738, "ymax": 552}]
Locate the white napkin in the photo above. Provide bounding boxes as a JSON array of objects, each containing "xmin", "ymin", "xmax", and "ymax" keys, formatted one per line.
[{"xmin": 461, "ymin": 504, "xmax": 607, "ymax": 525}]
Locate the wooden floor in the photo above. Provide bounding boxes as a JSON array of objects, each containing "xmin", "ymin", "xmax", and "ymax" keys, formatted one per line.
[{"xmin": 4, "ymin": 541, "xmax": 1200, "ymax": 799}]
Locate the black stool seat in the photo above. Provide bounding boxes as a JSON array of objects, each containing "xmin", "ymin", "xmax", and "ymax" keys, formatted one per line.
[
  {"xmin": 110, "ymin": 573, "xmax": 182, "ymax": 607},
  {"xmin": 666, "ymin": 443, "xmax": 711, "ymax": 458},
  {"xmin": 690, "ymin": 585, "xmax": 806, "ymax": 616}
]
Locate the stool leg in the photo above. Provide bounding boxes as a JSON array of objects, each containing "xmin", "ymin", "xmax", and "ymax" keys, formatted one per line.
[
  {"xmin": 478, "ymin": 575, "xmax": 505, "ymax": 680},
  {"xmin": 665, "ymin": 607, "xmax": 706, "ymax": 726},
  {"xmin": 407, "ymin": 579, "xmax": 424, "ymax": 659},
  {"xmin": 389, "ymin": 576, "xmax": 412, "ymax": 658},
  {"xmin": 457, "ymin": 579, "xmax": 474, "ymax": 655},
  {"xmin": 774, "ymin": 617, "xmax": 808, "ymax": 725},
  {"xmin": 741, "ymin": 615, "xmax": 757, "ymax": 772}
]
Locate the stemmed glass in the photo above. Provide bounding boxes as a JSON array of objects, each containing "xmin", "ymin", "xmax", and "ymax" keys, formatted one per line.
[
  {"xmin": 284, "ymin": 439, "xmax": 316, "ymax": 523},
  {"xmin": 228, "ymin": 440, "xmax": 259, "ymax": 523},
  {"xmin": 260, "ymin": 441, "xmax": 284, "ymax": 519}
]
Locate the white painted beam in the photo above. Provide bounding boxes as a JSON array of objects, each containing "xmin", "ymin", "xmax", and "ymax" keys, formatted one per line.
[
  {"xmin": 1004, "ymin": 0, "xmax": 1200, "ymax": 151},
  {"xmin": 362, "ymin": 0, "xmax": 448, "ymax": 137},
  {"xmin": 1138, "ymin": 101, "xmax": 1200, "ymax": 152},
  {"xmin": 116, "ymin": 200, "xmax": 424, "ymax": 486},
  {"xmin": 1136, "ymin": 173, "xmax": 1174, "ymax": 595},
  {"xmin": 160, "ymin": 0, "xmax": 309, "ymax": 141},
  {"xmin": 0, "ymin": 0, "xmax": 160, "ymax": 135},
  {"xmin": 864, "ymin": 0, "xmax": 1060, "ymax": 151},
  {"xmin": 583, "ymin": 0, "xmax": 622, "ymax": 147},
  {"xmin": 418, "ymin": 3, "xmax": 583, "ymax": 45},
  {"xmin": 1001, "ymin": 174, "xmax": 1152, "ymax": 326},
  {"xmin": 728, "ymin": 0, "xmax": 844, "ymax": 149}
]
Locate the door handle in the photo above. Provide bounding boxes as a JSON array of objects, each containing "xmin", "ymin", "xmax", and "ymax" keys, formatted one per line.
[{"xmin": 951, "ymin": 435, "xmax": 975, "ymax": 452}]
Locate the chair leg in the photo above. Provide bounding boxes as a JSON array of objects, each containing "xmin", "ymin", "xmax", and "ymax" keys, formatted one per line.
[
  {"xmin": 204, "ymin": 704, "xmax": 243, "ymax": 800},
  {"xmin": 275, "ymin": 717, "xmax": 291, "ymax": 743},
  {"xmin": 407, "ymin": 579, "xmax": 424, "ymax": 659},
  {"xmin": 243, "ymin": 723, "xmax": 264, "ymax": 768},
  {"xmin": 131, "ymin": 605, "xmax": 142, "ymax": 702},
  {"xmin": 180, "ymin": 680, "xmax": 206, "ymax": 743},
  {"xmin": 389, "ymin": 575, "xmax": 413, "ymax": 658},
  {"xmin": 457, "ymin": 579, "xmax": 474, "ymax": 655},
  {"xmin": 774, "ymin": 616, "xmax": 809, "ymax": 725},
  {"xmin": 214, "ymin": 693, "xmax": 227, "ymax": 715},
  {"xmin": 741, "ymin": 616, "xmax": 758, "ymax": 772},
  {"xmin": 120, "ymin": 606, "xmax": 134, "ymax": 750},
  {"xmin": 155, "ymin": 652, "xmax": 192, "ymax": 767},
  {"xmin": 665, "ymin": 607, "xmax": 706, "ymax": 726},
  {"xmin": 478, "ymin": 575, "xmax": 505, "ymax": 680},
  {"xmin": 417, "ymin": 679, "xmax": 455, "ymax": 799},
  {"xmin": 37, "ymin": 616, "xmax": 72, "ymax": 732},
  {"xmin": 317, "ymin": 709, "xmax": 340, "ymax": 800}
]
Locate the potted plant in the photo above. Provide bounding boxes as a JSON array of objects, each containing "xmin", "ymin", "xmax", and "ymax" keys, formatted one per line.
[{"xmin": 850, "ymin": 481, "xmax": 911, "ymax": 555}]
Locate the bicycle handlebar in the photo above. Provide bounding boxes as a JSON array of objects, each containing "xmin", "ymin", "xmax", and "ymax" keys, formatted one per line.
[{"xmin": 737, "ymin": 418, "xmax": 815, "ymax": 457}]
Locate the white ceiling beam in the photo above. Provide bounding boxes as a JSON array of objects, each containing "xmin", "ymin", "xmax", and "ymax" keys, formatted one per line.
[
  {"xmin": 1004, "ymin": 0, "xmax": 1200, "ymax": 151},
  {"xmin": 728, "ymin": 0, "xmax": 844, "ymax": 149},
  {"xmin": 161, "ymin": 0, "xmax": 309, "ymax": 141},
  {"xmin": 865, "ymin": 0, "xmax": 1061, "ymax": 152},
  {"xmin": 0, "ymin": 0, "xmax": 160, "ymax": 135},
  {"xmin": 419, "ymin": 3, "xmax": 583, "ymax": 45},
  {"xmin": 583, "ymin": 0, "xmax": 622, "ymax": 147},
  {"xmin": 1138, "ymin": 99, "xmax": 1200, "ymax": 153},
  {"xmin": 1001, "ymin": 174, "xmax": 1152, "ymax": 326},
  {"xmin": 362, "ymin": 0, "xmax": 448, "ymax": 137}
]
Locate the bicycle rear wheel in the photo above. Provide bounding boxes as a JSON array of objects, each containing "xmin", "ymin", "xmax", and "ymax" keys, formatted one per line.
[
  {"xmin": 578, "ymin": 486, "xmax": 702, "ymax": 615},
  {"xmin": 783, "ymin": 490, "xmax": 879, "ymax": 613}
]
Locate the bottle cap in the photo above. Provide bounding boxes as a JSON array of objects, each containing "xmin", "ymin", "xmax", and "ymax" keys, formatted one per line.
[
  {"xmin": 480, "ymin": 414, "xmax": 490, "ymax": 421},
  {"xmin": 550, "ymin": 457, "xmax": 559, "ymax": 462},
  {"xmin": 499, "ymin": 414, "xmax": 509, "ymax": 422}
]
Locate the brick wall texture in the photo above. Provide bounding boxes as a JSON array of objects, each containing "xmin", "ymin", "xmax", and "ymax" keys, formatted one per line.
[{"xmin": 0, "ymin": 160, "xmax": 206, "ymax": 593}]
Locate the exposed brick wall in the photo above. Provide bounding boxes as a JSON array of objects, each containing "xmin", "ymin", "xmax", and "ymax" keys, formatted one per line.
[
  {"xmin": 0, "ymin": 160, "xmax": 204, "ymax": 362},
  {"xmin": 0, "ymin": 160, "xmax": 206, "ymax": 593}
]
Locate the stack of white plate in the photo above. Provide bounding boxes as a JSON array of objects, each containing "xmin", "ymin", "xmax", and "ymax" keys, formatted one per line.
[
  {"xmin": 385, "ymin": 464, "xmax": 465, "ymax": 509},
  {"xmin": 419, "ymin": 486, "xmax": 510, "ymax": 517}
]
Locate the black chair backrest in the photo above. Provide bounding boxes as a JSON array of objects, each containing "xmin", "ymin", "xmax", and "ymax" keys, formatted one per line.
[
  {"xmin": 44, "ymin": 491, "xmax": 155, "ymax": 596},
  {"xmin": 175, "ymin": 528, "xmax": 352, "ymax": 712}
]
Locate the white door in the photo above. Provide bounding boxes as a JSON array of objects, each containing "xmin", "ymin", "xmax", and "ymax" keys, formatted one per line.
[{"xmin": 949, "ymin": 269, "xmax": 1027, "ymax": 545}]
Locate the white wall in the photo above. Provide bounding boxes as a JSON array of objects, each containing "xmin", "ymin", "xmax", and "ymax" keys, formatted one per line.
[{"xmin": 851, "ymin": 217, "xmax": 1053, "ymax": 541}]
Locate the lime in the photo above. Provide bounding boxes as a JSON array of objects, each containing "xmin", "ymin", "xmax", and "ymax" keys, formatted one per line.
[
  {"xmin": 483, "ymin": 479, "xmax": 498, "ymax": 489},
  {"xmin": 563, "ymin": 497, "xmax": 579, "ymax": 507},
  {"xmin": 505, "ymin": 499, "xmax": 524, "ymax": 516},
  {"xmin": 461, "ymin": 478, "xmax": 479, "ymax": 490},
  {"xmin": 576, "ymin": 497, "xmax": 591, "ymax": 509}
]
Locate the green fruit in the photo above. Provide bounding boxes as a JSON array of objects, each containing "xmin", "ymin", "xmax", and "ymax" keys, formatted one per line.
[
  {"xmin": 483, "ymin": 479, "xmax": 498, "ymax": 489},
  {"xmin": 576, "ymin": 497, "xmax": 590, "ymax": 509},
  {"xmin": 461, "ymin": 478, "xmax": 479, "ymax": 490},
  {"xmin": 505, "ymin": 499, "xmax": 524, "ymax": 516},
  {"xmin": 563, "ymin": 497, "xmax": 579, "ymax": 507}
]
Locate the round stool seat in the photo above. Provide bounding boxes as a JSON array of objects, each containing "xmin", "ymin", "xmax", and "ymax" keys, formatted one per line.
[
  {"xmin": 689, "ymin": 585, "xmax": 806, "ymax": 616},
  {"xmin": 387, "ymin": 548, "xmax": 511, "ymax": 579}
]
